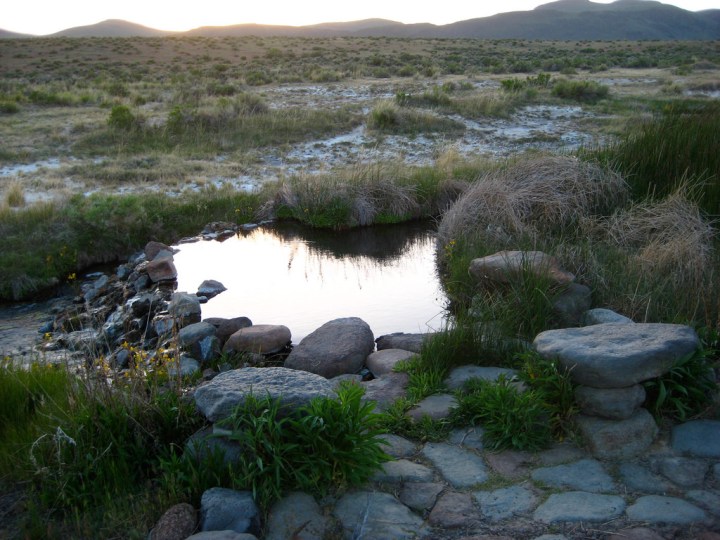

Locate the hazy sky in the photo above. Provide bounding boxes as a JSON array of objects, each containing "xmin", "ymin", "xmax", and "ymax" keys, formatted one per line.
[{"xmin": 5, "ymin": 0, "xmax": 718, "ymax": 35}]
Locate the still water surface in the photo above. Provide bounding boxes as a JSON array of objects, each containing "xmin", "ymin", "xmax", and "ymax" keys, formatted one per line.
[{"xmin": 173, "ymin": 222, "xmax": 448, "ymax": 343}]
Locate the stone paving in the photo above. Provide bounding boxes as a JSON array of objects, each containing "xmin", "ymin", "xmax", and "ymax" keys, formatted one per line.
[{"xmin": 252, "ymin": 419, "xmax": 720, "ymax": 540}]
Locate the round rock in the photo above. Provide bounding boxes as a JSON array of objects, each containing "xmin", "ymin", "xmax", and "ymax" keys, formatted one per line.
[
  {"xmin": 285, "ymin": 317, "xmax": 374, "ymax": 378},
  {"xmin": 193, "ymin": 367, "xmax": 334, "ymax": 422},
  {"xmin": 222, "ymin": 325, "xmax": 291, "ymax": 355},
  {"xmin": 469, "ymin": 250, "xmax": 575, "ymax": 287},
  {"xmin": 533, "ymin": 323, "xmax": 700, "ymax": 388},
  {"xmin": 366, "ymin": 349, "xmax": 416, "ymax": 376}
]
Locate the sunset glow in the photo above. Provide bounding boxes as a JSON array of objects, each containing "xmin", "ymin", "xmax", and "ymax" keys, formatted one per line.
[{"xmin": 4, "ymin": 0, "xmax": 718, "ymax": 35}]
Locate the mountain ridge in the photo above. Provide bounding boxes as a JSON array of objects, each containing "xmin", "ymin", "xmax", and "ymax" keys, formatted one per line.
[{"xmin": 1, "ymin": 1, "xmax": 718, "ymax": 40}]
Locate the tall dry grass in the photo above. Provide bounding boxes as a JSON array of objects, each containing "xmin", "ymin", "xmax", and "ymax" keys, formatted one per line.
[{"xmin": 437, "ymin": 155, "xmax": 628, "ymax": 249}]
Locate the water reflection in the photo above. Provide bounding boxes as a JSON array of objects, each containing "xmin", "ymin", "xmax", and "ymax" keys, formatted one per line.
[{"xmin": 173, "ymin": 222, "xmax": 448, "ymax": 343}]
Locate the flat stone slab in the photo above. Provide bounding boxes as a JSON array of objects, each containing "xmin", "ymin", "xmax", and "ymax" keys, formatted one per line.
[
  {"xmin": 618, "ymin": 463, "xmax": 675, "ymax": 495},
  {"xmin": 576, "ymin": 409, "xmax": 658, "ymax": 459},
  {"xmin": 372, "ymin": 459, "xmax": 434, "ymax": 483},
  {"xmin": 626, "ymin": 495, "xmax": 708, "ymax": 525},
  {"xmin": 533, "ymin": 323, "xmax": 700, "ymax": 388},
  {"xmin": 534, "ymin": 491, "xmax": 626, "ymax": 523},
  {"xmin": 193, "ymin": 367, "xmax": 334, "ymax": 422},
  {"xmin": 422, "ymin": 442, "xmax": 488, "ymax": 488},
  {"xmin": 428, "ymin": 491, "xmax": 481, "ymax": 529},
  {"xmin": 361, "ymin": 372, "xmax": 409, "ymax": 411},
  {"xmin": 379, "ymin": 434, "xmax": 417, "ymax": 458},
  {"xmin": 686, "ymin": 490, "xmax": 720, "ymax": 517},
  {"xmin": 444, "ymin": 365, "xmax": 518, "ymax": 390},
  {"xmin": 671, "ymin": 420, "xmax": 720, "ymax": 457},
  {"xmin": 399, "ymin": 482, "xmax": 444, "ymax": 512},
  {"xmin": 333, "ymin": 491, "xmax": 428, "ymax": 539},
  {"xmin": 407, "ymin": 393, "xmax": 457, "ymax": 422},
  {"xmin": 448, "ymin": 427, "xmax": 485, "ymax": 451},
  {"xmin": 474, "ymin": 485, "xmax": 537, "ymax": 521},
  {"xmin": 655, "ymin": 456, "xmax": 708, "ymax": 487},
  {"xmin": 531, "ymin": 459, "xmax": 614, "ymax": 493},
  {"xmin": 265, "ymin": 492, "xmax": 328, "ymax": 540}
]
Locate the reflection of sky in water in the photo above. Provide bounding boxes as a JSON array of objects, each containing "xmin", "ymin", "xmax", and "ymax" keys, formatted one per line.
[{"xmin": 173, "ymin": 225, "xmax": 448, "ymax": 343}]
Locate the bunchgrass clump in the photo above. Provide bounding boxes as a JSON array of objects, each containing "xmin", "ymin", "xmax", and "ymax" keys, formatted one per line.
[
  {"xmin": 4, "ymin": 180, "xmax": 25, "ymax": 208},
  {"xmin": 367, "ymin": 101, "xmax": 465, "ymax": 135}
]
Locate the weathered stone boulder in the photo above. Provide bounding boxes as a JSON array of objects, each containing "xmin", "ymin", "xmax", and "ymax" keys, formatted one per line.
[
  {"xmin": 552, "ymin": 283, "xmax": 592, "ymax": 326},
  {"xmin": 194, "ymin": 367, "xmax": 334, "ymax": 422},
  {"xmin": 178, "ymin": 321, "xmax": 217, "ymax": 349},
  {"xmin": 362, "ymin": 372, "xmax": 410, "ymax": 411},
  {"xmin": 205, "ymin": 317, "xmax": 253, "ymax": 345},
  {"xmin": 375, "ymin": 332, "xmax": 434, "ymax": 353},
  {"xmin": 169, "ymin": 292, "xmax": 202, "ymax": 327},
  {"xmin": 444, "ymin": 365, "xmax": 518, "ymax": 390},
  {"xmin": 147, "ymin": 257, "xmax": 178, "ymax": 283},
  {"xmin": 366, "ymin": 348, "xmax": 416, "ymax": 376},
  {"xmin": 145, "ymin": 240, "xmax": 174, "ymax": 261},
  {"xmin": 582, "ymin": 308, "xmax": 634, "ymax": 326},
  {"xmin": 469, "ymin": 251, "xmax": 574, "ymax": 287},
  {"xmin": 167, "ymin": 355, "xmax": 200, "ymax": 378},
  {"xmin": 576, "ymin": 409, "xmax": 658, "ymax": 459},
  {"xmin": 222, "ymin": 325, "xmax": 291, "ymax": 355},
  {"xmin": 200, "ymin": 488, "xmax": 260, "ymax": 535},
  {"xmin": 533, "ymin": 323, "xmax": 700, "ymax": 388},
  {"xmin": 150, "ymin": 502, "xmax": 196, "ymax": 540},
  {"xmin": 285, "ymin": 317, "xmax": 374, "ymax": 378},
  {"xmin": 574, "ymin": 384, "xmax": 646, "ymax": 420},
  {"xmin": 197, "ymin": 280, "xmax": 227, "ymax": 299}
]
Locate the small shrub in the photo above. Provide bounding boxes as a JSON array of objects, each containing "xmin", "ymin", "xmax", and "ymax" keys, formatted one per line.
[
  {"xmin": 552, "ymin": 79, "xmax": 609, "ymax": 103},
  {"xmin": 107, "ymin": 104, "xmax": 136, "ymax": 130},
  {"xmin": 0, "ymin": 100, "xmax": 19, "ymax": 113}
]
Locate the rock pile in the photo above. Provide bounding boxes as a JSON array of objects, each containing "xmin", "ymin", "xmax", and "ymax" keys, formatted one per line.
[{"xmin": 534, "ymin": 321, "xmax": 701, "ymax": 459}]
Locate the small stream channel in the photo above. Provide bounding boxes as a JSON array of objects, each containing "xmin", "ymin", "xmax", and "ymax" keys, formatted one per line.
[{"xmin": 173, "ymin": 221, "xmax": 449, "ymax": 343}]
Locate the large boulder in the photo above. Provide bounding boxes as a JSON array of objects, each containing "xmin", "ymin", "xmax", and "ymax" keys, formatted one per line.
[
  {"xmin": 285, "ymin": 317, "xmax": 374, "ymax": 378},
  {"xmin": 222, "ymin": 325, "xmax": 291, "ymax": 355},
  {"xmin": 150, "ymin": 503, "xmax": 196, "ymax": 540},
  {"xmin": 197, "ymin": 279, "xmax": 227, "ymax": 299},
  {"xmin": 193, "ymin": 367, "xmax": 334, "ymax": 422},
  {"xmin": 145, "ymin": 240, "xmax": 174, "ymax": 261},
  {"xmin": 469, "ymin": 251, "xmax": 574, "ymax": 287},
  {"xmin": 533, "ymin": 323, "xmax": 700, "ymax": 388}
]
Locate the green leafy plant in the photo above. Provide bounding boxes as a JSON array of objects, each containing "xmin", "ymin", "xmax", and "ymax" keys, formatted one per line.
[
  {"xmin": 517, "ymin": 349, "xmax": 578, "ymax": 439},
  {"xmin": 644, "ymin": 348, "xmax": 718, "ymax": 422},
  {"xmin": 451, "ymin": 376, "xmax": 553, "ymax": 451}
]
